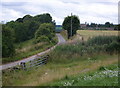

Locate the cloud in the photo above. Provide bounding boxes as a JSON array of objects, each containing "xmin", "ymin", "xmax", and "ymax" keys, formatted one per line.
[
  {"xmin": 118, "ymin": 1, "xmax": 120, "ymax": 24},
  {"xmin": 1, "ymin": 0, "xmax": 119, "ymax": 24}
]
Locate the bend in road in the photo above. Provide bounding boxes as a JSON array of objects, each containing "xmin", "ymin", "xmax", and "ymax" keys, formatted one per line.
[{"xmin": 0, "ymin": 33, "xmax": 66, "ymax": 70}]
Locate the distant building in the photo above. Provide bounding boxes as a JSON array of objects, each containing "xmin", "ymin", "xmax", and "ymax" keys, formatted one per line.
[
  {"xmin": 80, "ymin": 22, "xmax": 87, "ymax": 29},
  {"xmin": 80, "ymin": 24, "xmax": 87, "ymax": 29}
]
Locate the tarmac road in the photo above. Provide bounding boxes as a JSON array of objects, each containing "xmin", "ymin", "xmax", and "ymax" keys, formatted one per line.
[{"xmin": 0, "ymin": 33, "xmax": 66, "ymax": 70}]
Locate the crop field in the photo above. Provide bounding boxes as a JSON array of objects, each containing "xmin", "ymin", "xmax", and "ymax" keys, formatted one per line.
[{"xmin": 77, "ymin": 30, "xmax": 118, "ymax": 41}]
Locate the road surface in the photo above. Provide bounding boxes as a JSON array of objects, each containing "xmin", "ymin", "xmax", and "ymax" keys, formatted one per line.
[
  {"xmin": 0, "ymin": 33, "xmax": 66, "ymax": 70},
  {"xmin": 56, "ymin": 33, "xmax": 66, "ymax": 44}
]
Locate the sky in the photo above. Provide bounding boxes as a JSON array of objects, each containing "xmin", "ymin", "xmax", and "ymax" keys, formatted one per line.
[{"xmin": 0, "ymin": 0, "xmax": 119, "ymax": 25}]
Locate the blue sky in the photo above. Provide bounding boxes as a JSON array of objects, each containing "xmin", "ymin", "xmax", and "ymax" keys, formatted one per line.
[{"xmin": 1, "ymin": 0, "xmax": 119, "ymax": 25}]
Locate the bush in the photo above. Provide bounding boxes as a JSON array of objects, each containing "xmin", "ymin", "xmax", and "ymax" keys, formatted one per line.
[
  {"xmin": 34, "ymin": 36, "xmax": 49, "ymax": 44},
  {"xmin": 35, "ymin": 23, "xmax": 55, "ymax": 40},
  {"xmin": 48, "ymin": 35, "xmax": 120, "ymax": 63},
  {"xmin": 99, "ymin": 66, "xmax": 106, "ymax": 71},
  {"xmin": 106, "ymin": 41, "xmax": 120, "ymax": 54}
]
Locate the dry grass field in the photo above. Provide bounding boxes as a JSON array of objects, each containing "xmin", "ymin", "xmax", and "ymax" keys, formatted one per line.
[{"xmin": 77, "ymin": 30, "xmax": 118, "ymax": 41}]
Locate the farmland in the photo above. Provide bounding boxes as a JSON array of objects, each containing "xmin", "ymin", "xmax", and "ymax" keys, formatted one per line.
[{"xmin": 77, "ymin": 30, "xmax": 118, "ymax": 41}]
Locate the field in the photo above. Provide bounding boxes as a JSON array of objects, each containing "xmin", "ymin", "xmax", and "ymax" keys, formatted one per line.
[
  {"xmin": 2, "ymin": 30, "xmax": 119, "ymax": 86},
  {"xmin": 2, "ymin": 54, "xmax": 118, "ymax": 86},
  {"xmin": 46, "ymin": 63, "xmax": 118, "ymax": 86},
  {"xmin": 77, "ymin": 30, "xmax": 118, "ymax": 41},
  {"xmin": 2, "ymin": 33, "xmax": 119, "ymax": 86}
]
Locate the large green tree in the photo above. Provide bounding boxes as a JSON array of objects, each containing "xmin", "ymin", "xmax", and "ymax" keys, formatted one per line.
[
  {"xmin": 35, "ymin": 23, "xmax": 55, "ymax": 43},
  {"xmin": 2, "ymin": 25, "xmax": 15, "ymax": 57},
  {"xmin": 34, "ymin": 13, "xmax": 52, "ymax": 23},
  {"xmin": 62, "ymin": 15, "xmax": 80, "ymax": 39}
]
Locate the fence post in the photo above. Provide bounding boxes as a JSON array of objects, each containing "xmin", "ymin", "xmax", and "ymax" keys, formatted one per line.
[{"xmin": 20, "ymin": 62, "xmax": 26, "ymax": 70}]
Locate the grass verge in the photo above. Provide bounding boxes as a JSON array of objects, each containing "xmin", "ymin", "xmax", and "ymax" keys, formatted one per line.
[
  {"xmin": 47, "ymin": 63, "xmax": 118, "ymax": 86},
  {"xmin": 2, "ymin": 35, "xmax": 58, "ymax": 64},
  {"xmin": 2, "ymin": 54, "xmax": 118, "ymax": 86}
]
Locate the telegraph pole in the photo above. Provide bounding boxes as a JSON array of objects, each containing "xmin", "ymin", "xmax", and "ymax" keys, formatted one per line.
[{"xmin": 71, "ymin": 13, "xmax": 72, "ymax": 37}]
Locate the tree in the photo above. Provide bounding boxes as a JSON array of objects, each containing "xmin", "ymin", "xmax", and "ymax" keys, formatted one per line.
[
  {"xmin": 22, "ymin": 15, "xmax": 32, "ymax": 22},
  {"xmin": 105, "ymin": 22, "xmax": 111, "ymax": 27},
  {"xmin": 62, "ymin": 15, "xmax": 80, "ymax": 39},
  {"xmin": 13, "ymin": 22, "xmax": 28, "ymax": 42},
  {"xmin": 16, "ymin": 18, "xmax": 23, "ymax": 22},
  {"xmin": 35, "ymin": 23, "xmax": 55, "ymax": 42},
  {"xmin": 34, "ymin": 13, "xmax": 52, "ymax": 23},
  {"xmin": 2, "ymin": 25, "xmax": 15, "ymax": 57},
  {"xmin": 90, "ymin": 23, "xmax": 97, "ymax": 27}
]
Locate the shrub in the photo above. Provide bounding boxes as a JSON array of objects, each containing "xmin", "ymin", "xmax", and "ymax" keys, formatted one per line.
[
  {"xmin": 106, "ymin": 41, "xmax": 120, "ymax": 54},
  {"xmin": 49, "ymin": 35, "xmax": 120, "ymax": 63},
  {"xmin": 35, "ymin": 23, "xmax": 55, "ymax": 40},
  {"xmin": 34, "ymin": 36, "xmax": 49, "ymax": 44},
  {"xmin": 87, "ymin": 36, "xmax": 119, "ymax": 46},
  {"xmin": 99, "ymin": 66, "xmax": 106, "ymax": 71}
]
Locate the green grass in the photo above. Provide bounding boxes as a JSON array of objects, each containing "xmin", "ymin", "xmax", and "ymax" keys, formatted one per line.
[
  {"xmin": 2, "ymin": 36, "xmax": 58, "ymax": 64},
  {"xmin": 48, "ymin": 35, "xmax": 119, "ymax": 64},
  {"xmin": 44, "ymin": 63, "xmax": 118, "ymax": 86},
  {"xmin": 2, "ymin": 53, "xmax": 118, "ymax": 86}
]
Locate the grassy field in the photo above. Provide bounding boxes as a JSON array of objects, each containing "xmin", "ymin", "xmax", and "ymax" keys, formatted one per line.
[
  {"xmin": 2, "ymin": 35, "xmax": 58, "ymax": 64},
  {"xmin": 2, "ymin": 35, "xmax": 119, "ymax": 86},
  {"xmin": 2, "ymin": 30, "xmax": 119, "ymax": 86},
  {"xmin": 2, "ymin": 54, "xmax": 118, "ymax": 86},
  {"xmin": 77, "ymin": 30, "xmax": 118, "ymax": 41},
  {"xmin": 47, "ymin": 63, "xmax": 118, "ymax": 86}
]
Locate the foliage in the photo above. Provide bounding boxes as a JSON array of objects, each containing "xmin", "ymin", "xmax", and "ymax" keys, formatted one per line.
[
  {"xmin": 114, "ymin": 24, "xmax": 120, "ymax": 30},
  {"xmin": 34, "ymin": 13, "xmax": 52, "ymax": 23},
  {"xmin": 34, "ymin": 36, "xmax": 49, "ymax": 44},
  {"xmin": 6, "ymin": 13, "xmax": 54, "ymax": 43},
  {"xmin": 3, "ymin": 13, "xmax": 55, "ymax": 58},
  {"xmin": 62, "ymin": 15, "xmax": 80, "ymax": 39},
  {"xmin": 49, "ymin": 36, "xmax": 120, "ymax": 63},
  {"xmin": 86, "ymin": 22, "xmax": 114, "ymax": 28},
  {"xmin": 35, "ymin": 23, "xmax": 55, "ymax": 43},
  {"xmin": 2, "ymin": 38, "xmax": 56, "ymax": 63},
  {"xmin": 2, "ymin": 25, "xmax": 15, "ymax": 57},
  {"xmin": 87, "ymin": 36, "xmax": 119, "ymax": 45}
]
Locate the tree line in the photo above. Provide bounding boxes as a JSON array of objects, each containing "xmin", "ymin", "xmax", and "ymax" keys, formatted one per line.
[
  {"xmin": 2, "ymin": 13, "xmax": 56, "ymax": 57},
  {"xmin": 86, "ymin": 22, "xmax": 120, "ymax": 30}
]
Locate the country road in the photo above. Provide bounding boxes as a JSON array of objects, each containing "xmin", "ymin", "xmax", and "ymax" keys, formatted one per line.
[{"xmin": 0, "ymin": 33, "xmax": 66, "ymax": 70}]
